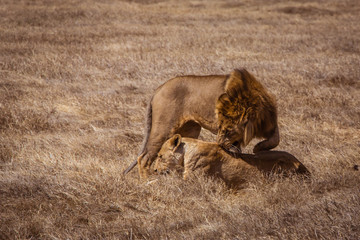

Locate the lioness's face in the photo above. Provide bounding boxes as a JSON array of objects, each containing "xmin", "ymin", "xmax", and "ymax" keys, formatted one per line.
[{"xmin": 154, "ymin": 135, "xmax": 184, "ymax": 175}]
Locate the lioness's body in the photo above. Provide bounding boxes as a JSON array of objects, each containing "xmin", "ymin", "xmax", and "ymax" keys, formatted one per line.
[
  {"xmin": 154, "ymin": 135, "xmax": 309, "ymax": 188},
  {"xmin": 124, "ymin": 69, "xmax": 279, "ymax": 178}
]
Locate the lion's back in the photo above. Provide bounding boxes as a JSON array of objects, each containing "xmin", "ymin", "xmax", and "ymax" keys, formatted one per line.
[{"xmin": 153, "ymin": 75, "xmax": 227, "ymax": 102}]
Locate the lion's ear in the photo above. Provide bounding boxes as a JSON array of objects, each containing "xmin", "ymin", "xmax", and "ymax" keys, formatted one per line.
[
  {"xmin": 170, "ymin": 134, "xmax": 182, "ymax": 151},
  {"xmin": 243, "ymin": 120, "xmax": 254, "ymax": 146}
]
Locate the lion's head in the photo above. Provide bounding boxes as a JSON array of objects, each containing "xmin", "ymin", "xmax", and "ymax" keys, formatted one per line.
[
  {"xmin": 216, "ymin": 69, "xmax": 279, "ymax": 153},
  {"xmin": 154, "ymin": 134, "xmax": 184, "ymax": 175}
]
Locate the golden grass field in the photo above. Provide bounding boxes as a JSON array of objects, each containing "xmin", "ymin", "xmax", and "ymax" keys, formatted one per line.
[{"xmin": 1, "ymin": 0, "xmax": 359, "ymax": 239}]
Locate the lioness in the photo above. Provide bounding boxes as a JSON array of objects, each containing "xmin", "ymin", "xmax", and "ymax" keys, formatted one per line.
[
  {"xmin": 124, "ymin": 69, "xmax": 279, "ymax": 178},
  {"xmin": 154, "ymin": 135, "xmax": 309, "ymax": 188}
]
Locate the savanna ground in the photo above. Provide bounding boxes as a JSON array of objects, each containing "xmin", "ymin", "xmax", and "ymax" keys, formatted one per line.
[{"xmin": 0, "ymin": 0, "xmax": 359, "ymax": 239}]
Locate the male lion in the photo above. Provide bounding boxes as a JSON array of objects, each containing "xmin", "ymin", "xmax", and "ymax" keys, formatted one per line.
[
  {"xmin": 154, "ymin": 135, "xmax": 310, "ymax": 188},
  {"xmin": 124, "ymin": 69, "xmax": 279, "ymax": 178}
]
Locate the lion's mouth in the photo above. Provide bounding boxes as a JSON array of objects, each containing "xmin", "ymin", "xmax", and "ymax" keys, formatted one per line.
[
  {"xmin": 228, "ymin": 145, "xmax": 241, "ymax": 154},
  {"xmin": 219, "ymin": 139, "xmax": 242, "ymax": 157},
  {"xmin": 232, "ymin": 141, "xmax": 240, "ymax": 147}
]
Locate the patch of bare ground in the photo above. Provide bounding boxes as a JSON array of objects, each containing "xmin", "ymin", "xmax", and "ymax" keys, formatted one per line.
[
  {"xmin": 278, "ymin": 6, "xmax": 336, "ymax": 17},
  {"xmin": 1, "ymin": 0, "xmax": 359, "ymax": 239}
]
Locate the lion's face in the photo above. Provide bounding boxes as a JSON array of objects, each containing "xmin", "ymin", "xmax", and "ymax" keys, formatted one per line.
[
  {"xmin": 215, "ymin": 69, "xmax": 279, "ymax": 153},
  {"xmin": 216, "ymin": 92, "xmax": 256, "ymax": 152},
  {"xmin": 217, "ymin": 120, "xmax": 246, "ymax": 151},
  {"xmin": 154, "ymin": 134, "xmax": 184, "ymax": 175}
]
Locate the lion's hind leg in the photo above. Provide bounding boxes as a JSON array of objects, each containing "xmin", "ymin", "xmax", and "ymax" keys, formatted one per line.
[{"xmin": 137, "ymin": 152, "xmax": 151, "ymax": 179}]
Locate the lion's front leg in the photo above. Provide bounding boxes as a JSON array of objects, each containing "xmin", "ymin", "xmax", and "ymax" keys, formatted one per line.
[{"xmin": 253, "ymin": 126, "xmax": 280, "ymax": 153}]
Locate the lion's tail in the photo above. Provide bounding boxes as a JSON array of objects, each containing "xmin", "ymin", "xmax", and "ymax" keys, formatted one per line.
[{"xmin": 123, "ymin": 97, "xmax": 153, "ymax": 174}]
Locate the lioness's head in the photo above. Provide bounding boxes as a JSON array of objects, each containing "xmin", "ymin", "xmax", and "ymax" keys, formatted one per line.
[
  {"xmin": 154, "ymin": 134, "xmax": 184, "ymax": 175},
  {"xmin": 216, "ymin": 69, "xmax": 279, "ymax": 153}
]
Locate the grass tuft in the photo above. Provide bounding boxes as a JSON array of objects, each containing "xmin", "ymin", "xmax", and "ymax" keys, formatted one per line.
[{"xmin": 0, "ymin": 0, "xmax": 359, "ymax": 238}]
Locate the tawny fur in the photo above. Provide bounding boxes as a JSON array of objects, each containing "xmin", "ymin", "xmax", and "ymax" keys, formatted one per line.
[
  {"xmin": 154, "ymin": 135, "xmax": 309, "ymax": 188},
  {"xmin": 124, "ymin": 69, "xmax": 279, "ymax": 178},
  {"xmin": 216, "ymin": 69, "xmax": 278, "ymax": 150}
]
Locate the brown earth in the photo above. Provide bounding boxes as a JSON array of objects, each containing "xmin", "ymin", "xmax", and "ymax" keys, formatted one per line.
[{"xmin": 0, "ymin": 0, "xmax": 359, "ymax": 239}]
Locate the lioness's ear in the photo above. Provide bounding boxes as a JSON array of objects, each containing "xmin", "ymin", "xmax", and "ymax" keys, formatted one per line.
[
  {"xmin": 243, "ymin": 120, "xmax": 254, "ymax": 146},
  {"xmin": 170, "ymin": 134, "xmax": 182, "ymax": 151}
]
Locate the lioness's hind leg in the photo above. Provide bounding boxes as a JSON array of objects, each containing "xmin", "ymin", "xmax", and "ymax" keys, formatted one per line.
[{"xmin": 176, "ymin": 121, "xmax": 201, "ymax": 139}]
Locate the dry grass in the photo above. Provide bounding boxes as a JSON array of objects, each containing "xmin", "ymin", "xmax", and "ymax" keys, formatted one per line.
[{"xmin": 0, "ymin": 0, "xmax": 359, "ymax": 239}]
